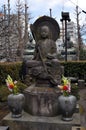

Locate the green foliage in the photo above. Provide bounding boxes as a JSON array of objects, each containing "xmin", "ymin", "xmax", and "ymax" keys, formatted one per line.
[
  {"xmin": 0, "ymin": 85, "xmax": 10, "ymax": 102},
  {"xmin": 71, "ymin": 83, "xmax": 80, "ymax": 100},
  {"xmin": 0, "ymin": 62, "xmax": 22, "ymax": 85},
  {"xmin": 80, "ymin": 49, "xmax": 86, "ymax": 60},
  {"xmin": 61, "ymin": 61, "xmax": 86, "ymax": 80},
  {"xmin": 0, "ymin": 81, "xmax": 27, "ymax": 102},
  {"xmin": 0, "ymin": 61, "xmax": 86, "ymax": 83},
  {"xmin": 16, "ymin": 81, "xmax": 27, "ymax": 93},
  {"xmin": 0, "ymin": 62, "xmax": 28, "ymax": 102},
  {"xmin": 0, "ymin": 61, "xmax": 86, "ymax": 102}
]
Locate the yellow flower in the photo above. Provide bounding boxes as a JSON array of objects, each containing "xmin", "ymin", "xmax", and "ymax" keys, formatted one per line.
[{"xmin": 6, "ymin": 75, "xmax": 18, "ymax": 95}]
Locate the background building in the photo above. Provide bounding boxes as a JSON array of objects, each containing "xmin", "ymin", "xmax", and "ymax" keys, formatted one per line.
[{"xmin": 56, "ymin": 21, "xmax": 77, "ymax": 61}]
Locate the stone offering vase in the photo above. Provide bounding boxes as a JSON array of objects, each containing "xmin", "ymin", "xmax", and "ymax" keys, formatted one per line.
[
  {"xmin": 58, "ymin": 95, "xmax": 77, "ymax": 121},
  {"xmin": 8, "ymin": 93, "xmax": 25, "ymax": 118}
]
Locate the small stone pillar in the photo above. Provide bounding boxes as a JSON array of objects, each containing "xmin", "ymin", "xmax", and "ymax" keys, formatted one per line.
[{"xmin": 78, "ymin": 79, "xmax": 85, "ymax": 88}]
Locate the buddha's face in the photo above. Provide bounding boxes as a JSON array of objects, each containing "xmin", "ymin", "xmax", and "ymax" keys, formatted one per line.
[{"xmin": 40, "ymin": 26, "xmax": 49, "ymax": 38}]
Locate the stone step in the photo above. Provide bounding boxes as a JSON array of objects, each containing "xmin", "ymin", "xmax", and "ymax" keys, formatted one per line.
[
  {"xmin": 0, "ymin": 126, "xmax": 9, "ymax": 130},
  {"xmin": 72, "ymin": 126, "xmax": 86, "ymax": 130},
  {"xmin": 2, "ymin": 112, "xmax": 81, "ymax": 130}
]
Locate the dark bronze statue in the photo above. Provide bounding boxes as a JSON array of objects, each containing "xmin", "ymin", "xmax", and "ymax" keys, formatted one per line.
[{"xmin": 23, "ymin": 16, "xmax": 62, "ymax": 87}]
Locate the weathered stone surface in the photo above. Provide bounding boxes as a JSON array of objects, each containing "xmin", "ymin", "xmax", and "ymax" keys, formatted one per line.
[
  {"xmin": 78, "ymin": 80, "xmax": 85, "ymax": 88},
  {"xmin": 0, "ymin": 126, "xmax": 9, "ymax": 130},
  {"xmin": 2, "ymin": 112, "xmax": 81, "ymax": 130},
  {"xmin": 68, "ymin": 77, "xmax": 78, "ymax": 83},
  {"xmin": 22, "ymin": 16, "xmax": 63, "ymax": 87},
  {"xmin": 24, "ymin": 85, "xmax": 60, "ymax": 116},
  {"xmin": 72, "ymin": 126, "xmax": 86, "ymax": 130},
  {"xmin": 78, "ymin": 88, "xmax": 86, "ymax": 127}
]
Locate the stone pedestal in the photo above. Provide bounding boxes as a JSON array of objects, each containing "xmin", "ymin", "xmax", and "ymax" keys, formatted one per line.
[
  {"xmin": 78, "ymin": 80, "xmax": 85, "ymax": 88},
  {"xmin": 23, "ymin": 85, "xmax": 60, "ymax": 116},
  {"xmin": 0, "ymin": 126, "xmax": 9, "ymax": 130},
  {"xmin": 72, "ymin": 126, "xmax": 86, "ymax": 130},
  {"xmin": 2, "ymin": 112, "xmax": 81, "ymax": 130}
]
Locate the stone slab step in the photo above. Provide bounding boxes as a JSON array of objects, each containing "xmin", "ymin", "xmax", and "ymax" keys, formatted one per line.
[
  {"xmin": 0, "ymin": 126, "xmax": 9, "ymax": 130},
  {"xmin": 72, "ymin": 126, "xmax": 86, "ymax": 130},
  {"xmin": 2, "ymin": 112, "xmax": 81, "ymax": 130}
]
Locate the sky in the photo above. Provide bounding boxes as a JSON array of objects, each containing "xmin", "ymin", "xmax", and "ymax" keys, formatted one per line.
[{"xmin": 0, "ymin": 0, "xmax": 86, "ymax": 25}]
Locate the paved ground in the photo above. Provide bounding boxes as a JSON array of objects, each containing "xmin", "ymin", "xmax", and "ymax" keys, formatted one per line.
[
  {"xmin": 0, "ymin": 102, "xmax": 9, "ymax": 125},
  {"xmin": 78, "ymin": 88, "xmax": 86, "ymax": 127}
]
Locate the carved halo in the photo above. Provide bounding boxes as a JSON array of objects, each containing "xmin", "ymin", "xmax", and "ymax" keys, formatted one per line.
[{"xmin": 30, "ymin": 15, "xmax": 60, "ymax": 42}]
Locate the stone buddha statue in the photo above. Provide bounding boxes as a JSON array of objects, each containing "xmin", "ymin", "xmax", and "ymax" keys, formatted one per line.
[
  {"xmin": 23, "ymin": 16, "xmax": 62, "ymax": 88},
  {"xmin": 23, "ymin": 16, "xmax": 63, "ymax": 116}
]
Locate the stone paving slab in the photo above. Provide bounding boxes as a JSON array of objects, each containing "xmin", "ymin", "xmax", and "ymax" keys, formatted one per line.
[
  {"xmin": 72, "ymin": 126, "xmax": 86, "ymax": 130},
  {"xmin": 0, "ymin": 126, "xmax": 9, "ymax": 130},
  {"xmin": 2, "ymin": 112, "xmax": 80, "ymax": 130},
  {"xmin": 78, "ymin": 88, "xmax": 86, "ymax": 127}
]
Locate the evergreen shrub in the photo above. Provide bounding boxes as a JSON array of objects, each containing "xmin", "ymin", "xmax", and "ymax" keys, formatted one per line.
[{"xmin": 61, "ymin": 61, "xmax": 86, "ymax": 80}]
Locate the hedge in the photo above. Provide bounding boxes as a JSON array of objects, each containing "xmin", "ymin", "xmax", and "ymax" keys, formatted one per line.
[
  {"xmin": 0, "ymin": 61, "xmax": 85, "ymax": 102},
  {"xmin": 0, "ymin": 62, "xmax": 22, "ymax": 85},
  {"xmin": 0, "ymin": 61, "xmax": 86, "ymax": 85},
  {"xmin": 61, "ymin": 61, "xmax": 86, "ymax": 80}
]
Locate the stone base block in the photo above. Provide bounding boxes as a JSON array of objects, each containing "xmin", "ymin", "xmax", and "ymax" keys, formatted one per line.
[
  {"xmin": 72, "ymin": 126, "xmax": 86, "ymax": 130},
  {"xmin": 24, "ymin": 85, "xmax": 61, "ymax": 116},
  {"xmin": 0, "ymin": 126, "xmax": 9, "ymax": 130},
  {"xmin": 2, "ymin": 112, "xmax": 81, "ymax": 130},
  {"xmin": 78, "ymin": 80, "xmax": 85, "ymax": 88}
]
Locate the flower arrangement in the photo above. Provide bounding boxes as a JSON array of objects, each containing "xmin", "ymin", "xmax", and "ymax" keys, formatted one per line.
[
  {"xmin": 58, "ymin": 75, "xmax": 71, "ymax": 96},
  {"xmin": 6, "ymin": 75, "xmax": 18, "ymax": 95}
]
